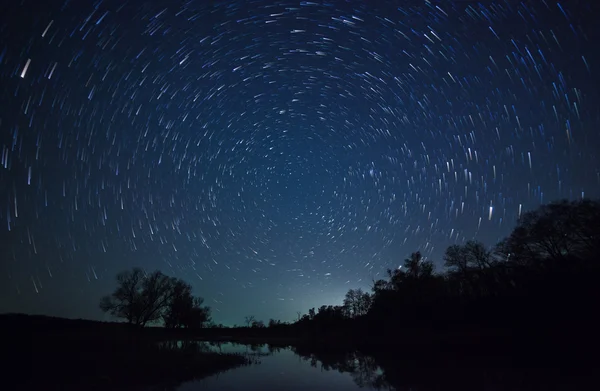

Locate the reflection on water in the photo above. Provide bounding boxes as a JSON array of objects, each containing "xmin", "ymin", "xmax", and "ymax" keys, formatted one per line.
[
  {"xmin": 176, "ymin": 341, "xmax": 592, "ymax": 391},
  {"xmin": 178, "ymin": 342, "xmax": 366, "ymax": 391}
]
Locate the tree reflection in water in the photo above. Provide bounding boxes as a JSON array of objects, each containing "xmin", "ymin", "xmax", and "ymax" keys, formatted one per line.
[
  {"xmin": 294, "ymin": 349, "xmax": 389, "ymax": 390},
  {"xmin": 290, "ymin": 345, "xmax": 592, "ymax": 391}
]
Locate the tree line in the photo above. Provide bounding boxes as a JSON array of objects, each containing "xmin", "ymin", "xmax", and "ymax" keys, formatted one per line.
[{"xmin": 282, "ymin": 198, "xmax": 600, "ymax": 338}]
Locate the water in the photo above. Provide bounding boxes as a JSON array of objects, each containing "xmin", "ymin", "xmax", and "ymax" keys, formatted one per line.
[
  {"xmin": 179, "ymin": 343, "xmax": 369, "ymax": 391},
  {"xmin": 173, "ymin": 342, "xmax": 589, "ymax": 391}
]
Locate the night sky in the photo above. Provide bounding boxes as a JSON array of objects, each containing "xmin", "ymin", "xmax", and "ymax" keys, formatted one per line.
[{"xmin": 0, "ymin": 0, "xmax": 598, "ymax": 326}]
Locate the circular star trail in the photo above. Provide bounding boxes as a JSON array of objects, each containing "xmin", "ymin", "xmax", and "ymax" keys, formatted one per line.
[{"xmin": 0, "ymin": 0, "xmax": 598, "ymax": 323}]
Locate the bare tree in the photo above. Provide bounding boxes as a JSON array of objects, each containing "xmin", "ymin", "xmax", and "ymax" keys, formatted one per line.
[
  {"xmin": 444, "ymin": 241, "xmax": 494, "ymax": 296},
  {"xmin": 244, "ymin": 315, "xmax": 255, "ymax": 327},
  {"xmin": 100, "ymin": 268, "xmax": 178, "ymax": 327},
  {"xmin": 137, "ymin": 271, "xmax": 178, "ymax": 326},
  {"xmin": 444, "ymin": 241, "xmax": 492, "ymax": 274},
  {"xmin": 99, "ymin": 268, "xmax": 145, "ymax": 324},
  {"xmin": 499, "ymin": 199, "xmax": 600, "ymax": 266}
]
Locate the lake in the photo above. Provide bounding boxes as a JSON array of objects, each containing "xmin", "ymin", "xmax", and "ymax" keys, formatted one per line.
[{"xmin": 174, "ymin": 341, "xmax": 590, "ymax": 391}]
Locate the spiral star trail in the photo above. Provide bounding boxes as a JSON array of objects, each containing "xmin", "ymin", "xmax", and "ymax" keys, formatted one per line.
[{"xmin": 0, "ymin": 0, "xmax": 598, "ymax": 324}]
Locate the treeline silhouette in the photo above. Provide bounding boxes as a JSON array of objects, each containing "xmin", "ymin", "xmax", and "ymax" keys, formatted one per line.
[
  {"xmin": 96, "ymin": 199, "xmax": 600, "ymax": 353},
  {"xmin": 264, "ymin": 199, "xmax": 600, "ymax": 352}
]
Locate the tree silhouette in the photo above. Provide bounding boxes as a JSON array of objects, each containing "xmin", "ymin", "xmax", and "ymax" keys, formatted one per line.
[
  {"xmin": 343, "ymin": 288, "xmax": 372, "ymax": 318},
  {"xmin": 163, "ymin": 280, "xmax": 211, "ymax": 329},
  {"xmin": 136, "ymin": 271, "xmax": 179, "ymax": 326},
  {"xmin": 268, "ymin": 318, "xmax": 282, "ymax": 327},
  {"xmin": 371, "ymin": 278, "xmax": 390, "ymax": 294},
  {"xmin": 498, "ymin": 199, "xmax": 600, "ymax": 266},
  {"xmin": 100, "ymin": 268, "xmax": 179, "ymax": 326},
  {"xmin": 251, "ymin": 319, "xmax": 265, "ymax": 328},
  {"xmin": 100, "ymin": 268, "xmax": 209, "ymax": 327},
  {"xmin": 443, "ymin": 241, "xmax": 495, "ymax": 296},
  {"xmin": 244, "ymin": 315, "xmax": 255, "ymax": 327},
  {"xmin": 385, "ymin": 251, "xmax": 436, "ymax": 292},
  {"xmin": 402, "ymin": 251, "xmax": 435, "ymax": 279},
  {"xmin": 266, "ymin": 199, "xmax": 600, "ymax": 354},
  {"xmin": 314, "ymin": 305, "xmax": 345, "ymax": 323},
  {"xmin": 99, "ymin": 268, "xmax": 145, "ymax": 324},
  {"xmin": 444, "ymin": 241, "xmax": 492, "ymax": 273},
  {"xmin": 404, "ymin": 251, "xmax": 422, "ymax": 278},
  {"xmin": 99, "ymin": 198, "xmax": 600, "ymax": 355}
]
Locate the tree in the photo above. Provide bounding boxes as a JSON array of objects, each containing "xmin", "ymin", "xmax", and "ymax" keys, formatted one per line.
[
  {"xmin": 244, "ymin": 315, "xmax": 255, "ymax": 327},
  {"xmin": 187, "ymin": 297, "xmax": 212, "ymax": 329},
  {"xmin": 268, "ymin": 319, "xmax": 281, "ymax": 327},
  {"xmin": 162, "ymin": 279, "xmax": 192, "ymax": 328},
  {"xmin": 385, "ymin": 252, "xmax": 435, "ymax": 291},
  {"xmin": 99, "ymin": 268, "xmax": 145, "ymax": 325},
  {"xmin": 403, "ymin": 251, "xmax": 435, "ymax": 279},
  {"xmin": 136, "ymin": 270, "xmax": 179, "ymax": 326},
  {"xmin": 343, "ymin": 289, "xmax": 357, "ymax": 317},
  {"xmin": 315, "ymin": 305, "xmax": 345, "ymax": 321},
  {"xmin": 371, "ymin": 278, "xmax": 390, "ymax": 294},
  {"xmin": 100, "ymin": 268, "xmax": 209, "ymax": 328},
  {"xmin": 163, "ymin": 280, "xmax": 211, "ymax": 329},
  {"xmin": 404, "ymin": 251, "xmax": 422, "ymax": 278},
  {"xmin": 444, "ymin": 241, "xmax": 494, "ymax": 295},
  {"xmin": 343, "ymin": 288, "xmax": 372, "ymax": 318},
  {"xmin": 100, "ymin": 268, "xmax": 179, "ymax": 326},
  {"xmin": 251, "ymin": 320, "xmax": 265, "ymax": 328},
  {"xmin": 499, "ymin": 199, "xmax": 600, "ymax": 266}
]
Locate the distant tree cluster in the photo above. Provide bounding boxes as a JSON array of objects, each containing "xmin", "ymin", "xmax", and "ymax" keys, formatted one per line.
[
  {"xmin": 100, "ymin": 268, "xmax": 211, "ymax": 328},
  {"xmin": 268, "ymin": 318, "xmax": 284, "ymax": 327}
]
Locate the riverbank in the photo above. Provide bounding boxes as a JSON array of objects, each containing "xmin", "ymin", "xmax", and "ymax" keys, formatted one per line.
[{"xmin": 6, "ymin": 315, "xmax": 251, "ymax": 391}]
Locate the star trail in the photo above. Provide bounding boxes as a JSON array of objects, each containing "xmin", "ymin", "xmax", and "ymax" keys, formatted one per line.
[{"xmin": 0, "ymin": 0, "xmax": 598, "ymax": 325}]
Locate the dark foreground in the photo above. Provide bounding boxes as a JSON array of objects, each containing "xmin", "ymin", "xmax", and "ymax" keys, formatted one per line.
[
  {"xmin": 8, "ymin": 314, "xmax": 253, "ymax": 391},
  {"xmin": 8, "ymin": 313, "xmax": 598, "ymax": 391}
]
